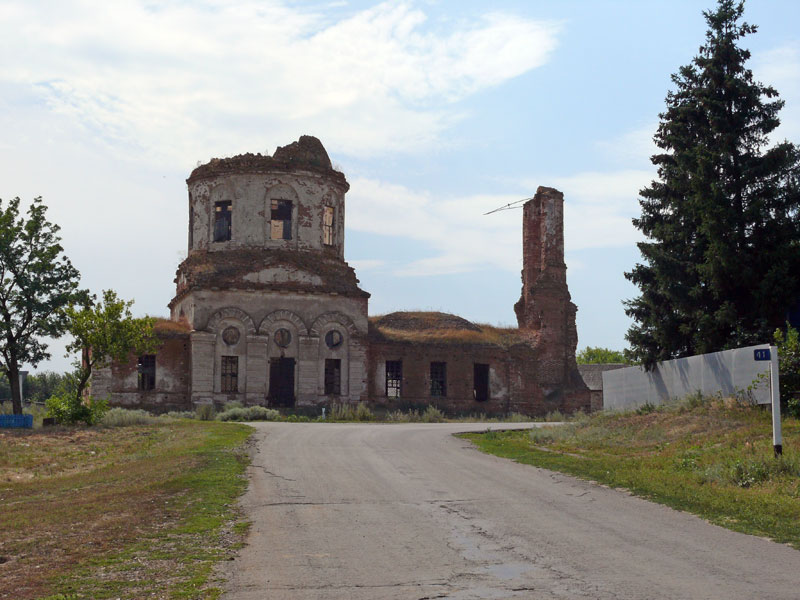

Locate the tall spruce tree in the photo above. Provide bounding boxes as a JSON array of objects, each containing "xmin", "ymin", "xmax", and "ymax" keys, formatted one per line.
[{"xmin": 625, "ymin": 0, "xmax": 800, "ymax": 368}]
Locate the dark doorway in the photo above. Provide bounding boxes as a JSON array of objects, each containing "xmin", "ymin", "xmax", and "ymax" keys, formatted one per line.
[
  {"xmin": 269, "ymin": 357, "xmax": 295, "ymax": 406},
  {"xmin": 474, "ymin": 363, "xmax": 489, "ymax": 402},
  {"xmin": 324, "ymin": 358, "xmax": 341, "ymax": 395}
]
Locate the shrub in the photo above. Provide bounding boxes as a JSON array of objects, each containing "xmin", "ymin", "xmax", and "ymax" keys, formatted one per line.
[
  {"xmin": 216, "ymin": 406, "xmax": 280, "ymax": 422},
  {"xmin": 286, "ymin": 413, "xmax": 311, "ymax": 423},
  {"xmin": 506, "ymin": 412, "xmax": 532, "ymax": 423},
  {"xmin": 328, "ymin": 403, "xmax": 352, "ymax": 421},
  {"xmin": 421, "ymin": 405, "xmax": 445, "ymax": 423},
  {"xmin": 195, "ymin": 404, "xmax": 216, "ymax": 421},
  {"xmin": 636, "ymin": 402, "xmax": 657, "ymax": 415},
  {"xmin": 161, "ymin": 410, "xmax": 195, "ymax": 419},
  {"xmin": 46, "ymin": 392, "xmax": 108, "ymax": 425},
  {"xmin": 354, "ymin": 403, "xmax": 373, "ymax": 422},
  {"xmin": 386, "ymin": 409, "xmax": 420, "ymax": 422},
  {"xmin": 101, "ymin": 407, "xmax": 157, "ymax": 427},
  {"xmin": 528, "ymin": 423, "xmax": 578, "ymax": 445},
  {"xmin": 774, "ymin": 324, "xmax": 800, "ymax": 418},
  {"xmin": 543, "ymin": 410, "xmax": 565, "ymax": 422}
]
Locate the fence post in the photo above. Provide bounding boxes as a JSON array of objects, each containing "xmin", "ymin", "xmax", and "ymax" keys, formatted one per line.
[{"xmin": 770, "ymin": 345, "xmax": 782, "ymax": 457}]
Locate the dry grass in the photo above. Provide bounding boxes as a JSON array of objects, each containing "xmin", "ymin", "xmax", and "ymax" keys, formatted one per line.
[
  {"xmin": 369, "ymin": 313, "xmax": 532, "ymax": 348},
  {"xmin": 151, "ymin": 317, "xmax": 191, "ymax": 335},
  {"xmin": 0, "ymin": 421, "xmax": 250, "ymax": 599}
]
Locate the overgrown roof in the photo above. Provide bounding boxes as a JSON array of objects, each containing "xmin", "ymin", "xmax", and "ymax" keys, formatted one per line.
[
  {"xmin": 152, "ymin": 317, "xmax": 191, "ymax": 338},
  {"xmin": 186, "ymin": 135, "xmax": 347, "ymax": 189},
  {"xmin": 369, "ymin": 311, "xmax": 534, "ymax": 348},
  {"xmin": 170, "ymin": 248, "xmax": 369, "ymax": 307}
]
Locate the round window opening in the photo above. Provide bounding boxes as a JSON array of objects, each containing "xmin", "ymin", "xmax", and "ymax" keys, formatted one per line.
[
  {"xmin": 222, "ymin": 326, "xmax": 240, "ymax": 346},
  {"xmin": 274, "ymin": 328, "xmax": 292, "ymax": 348},
  {"xmin": 325, "ymin": 329, "xmax": 343, "ymax": 349}
]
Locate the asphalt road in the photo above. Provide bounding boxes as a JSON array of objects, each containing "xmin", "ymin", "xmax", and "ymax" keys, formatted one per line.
[{"xmin": 222, "ymin": 422, "xmax": 799, "ymax": 600}]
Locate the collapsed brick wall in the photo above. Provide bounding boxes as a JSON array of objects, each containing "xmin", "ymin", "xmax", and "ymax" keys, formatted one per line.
[
  {"xmin": 100, "ymin": 335, "xmax": 192, "ymax": 413},
  {"xmin": 513, "ymin": 186, "xmax": 589, "ymax": 412},
  {"xmin": 367, "ymin": 339, "xmax": 580, "ymax": 416}
]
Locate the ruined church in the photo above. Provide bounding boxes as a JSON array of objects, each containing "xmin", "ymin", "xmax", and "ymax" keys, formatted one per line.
[{"xmin": 92, "ymin": 136, "xmax": 589, "ymax": 415}]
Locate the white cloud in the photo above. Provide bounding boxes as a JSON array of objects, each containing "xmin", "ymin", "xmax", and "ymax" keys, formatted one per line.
[
  {"xmin": 349, "ymin": 258, "xmax": 386, "ymax": 271},
  {"xmin": 594, "ymin": 123, "xmax": 659, "ymax": 168},
  {"xmin": 347, "ymin": 168, "xmax": 649, "ymax": 277},
  {"xmin": 0, "ymin": 1, "xmax": 559, "ymax": 166},
  {"xmin": 755, "ymin": 42, "xmax": 800, "ymax": 143}
]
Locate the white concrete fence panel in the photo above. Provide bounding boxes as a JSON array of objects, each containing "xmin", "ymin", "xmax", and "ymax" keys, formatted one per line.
[{"xmin": 602, "ymin": 343, "xmax": 774, "ymax": 410}]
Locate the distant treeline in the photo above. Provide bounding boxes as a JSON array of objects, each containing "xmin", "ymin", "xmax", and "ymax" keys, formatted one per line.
[{"xmin": 0, "ymin": 371, "xmax": 68, "ymax": 403}]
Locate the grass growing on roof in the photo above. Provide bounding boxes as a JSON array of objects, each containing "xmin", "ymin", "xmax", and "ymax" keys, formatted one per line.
[{"xmin": 462, "ymin": 396, "xmax": 800, "ymax": 548}]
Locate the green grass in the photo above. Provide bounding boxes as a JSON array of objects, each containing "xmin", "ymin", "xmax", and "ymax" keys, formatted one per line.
[
  {"xmin": 463, "ymin": 397, "xmax": 800, "ymax": 548},
  {"xmin": 0, "ymin": 420, "xmax": 253, "ymax": 599}
]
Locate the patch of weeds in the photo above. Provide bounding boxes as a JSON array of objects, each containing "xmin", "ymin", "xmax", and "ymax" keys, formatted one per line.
[
  {"xmin": 195, "ymin": 404, "xmax": 216, "ymax": 421},
  {"xmin": 286, "ymin": 414, "xmax": 311, "ymax": 423},
  {"xmin": 1, "ymin": 421, "xmax": 252, "ymax": 599},
  {"xmin": 328, "ymin": 402, "xmax": 373, "ymax": 422},
  {"xmin": 100, "ymin": 407, "xmax": 158, "ymax": 427},
  {"xmin": 162, "ymin": 410, "xmax": 196, "ymax": 420},
  {"xmin": 543, "ymin": 410, "xmax": 565, "ymax": 422},
  {"xmin": 421, "ymin": 405, "xmax": 445, "ymax": 423},
  {"xmin": 636, "ymin": 402, "xmax": 657, "ymax": 415},
  {"xmin": 505, "ymin": 412, "xmax": 534, "ymax": 423},
  {"xmin": 217, "ymin": 406, "xmax": 280, "ymax": 422}
]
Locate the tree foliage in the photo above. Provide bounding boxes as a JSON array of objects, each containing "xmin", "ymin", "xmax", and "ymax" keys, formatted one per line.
[
  {"xmin": 25, "ymin": 371, "xmax": 69, "ymax": 402},
  {"xmin": 625, "ymin": 0, "xmax": 800, "ymax": 368},
  {"xmin": 50, "ymin": 289, "xmax": 157, "ymax": 424},
  {"xmin": 773, "ymin": 324, "xmax": 800, "ymax": 418},
  {"xmin": 576, "ymin": 346, "xmax": 628, "ymax": 365},
  {"xmin": 0, "ymin": 197, "xmax": 86, "ymax": 413}
]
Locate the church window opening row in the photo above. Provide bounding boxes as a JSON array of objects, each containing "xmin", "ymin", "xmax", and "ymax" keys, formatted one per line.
[
  {"xmin": 270, "ymin": 199, "xmax": 292, "ymax": 240},
  {"xmin": 474, "ymin": 363, "xmax": 489, "ymax": 402},
  {"xmin": 221, "ymin": 355, "xmax": 239, "ymax": 393},
  {"xmin": 137, "ymin": 355, "xmax": 156, "ymax": 391},
  {"xmin": 383, "ymin": 360, "xmax": 490, "ymax": 401},
  {"xmin": 325, "ymin": 329, "xmax": 343, "ymax": 348},
  {"xmin": 214, "ymin": 201, "xmax": 232, "ymax": 242},
  {"xmin": 323, "ymin": 205, "xmax": 335, "ymax": 246},
  {"xmin": 211, "ymin": 199, "xmax": 341, "ymax": 244},
  {"xmin": 386, "ymin": 360, "xmax": 402, "ymax": 398},
  {"xmin": 211, "ymin": 199, "xmax": 341, "ymax": 245},
  {"xmin": 324, "ymin": 358, "xmax": 341, "ymax": 395},
  {"xmin": 430, "ymin": 362, "xmax": 447, "ymax": 397}
]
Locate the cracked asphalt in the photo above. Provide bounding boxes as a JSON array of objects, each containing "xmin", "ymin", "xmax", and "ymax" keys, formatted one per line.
[{"xmin": 221, "ymin": 422, "xmax": 799, "ymax": 600}]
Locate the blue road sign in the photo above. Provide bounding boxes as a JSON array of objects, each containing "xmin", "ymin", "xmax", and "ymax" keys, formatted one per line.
[{"xmin": 754, "ymin": 348, "xmax": 771, "ymax": 361}]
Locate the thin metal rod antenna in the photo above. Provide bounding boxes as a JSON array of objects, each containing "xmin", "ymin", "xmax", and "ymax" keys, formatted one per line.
[{"xmin": 483, "ymin": 197, "xmax": 532, "ymax": 215}]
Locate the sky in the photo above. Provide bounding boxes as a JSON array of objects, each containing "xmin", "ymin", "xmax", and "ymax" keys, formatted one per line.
[{"xmin": 1, "ymin": 0, "xmax": 799, "ymax": 373}]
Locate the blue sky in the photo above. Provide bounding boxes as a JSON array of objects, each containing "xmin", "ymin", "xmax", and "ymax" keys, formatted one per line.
[{"xmin": 1, "ymin": 0, "xmax": 799, "ymax": 373}]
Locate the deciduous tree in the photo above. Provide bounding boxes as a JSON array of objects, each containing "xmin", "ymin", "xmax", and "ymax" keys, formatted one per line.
[
  {"xmin": 625, "ymin": 0, "xmax": 800, "ymax": 367},
  {"xmin": 576, "ymin": 346, "xmax": 628, "ymax": 365},
  {"xmin": 0, "ymin": 197, "xmax": 86, "ymax": 414},
  {"xmin": 54, "ymin": 290, "xmax": 157, "ymax": 424}
]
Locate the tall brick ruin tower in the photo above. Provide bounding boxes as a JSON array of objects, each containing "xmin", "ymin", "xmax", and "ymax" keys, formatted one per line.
[{"xmin": 514, "ymin": 186, "xmax": 588, "ymax": 411}]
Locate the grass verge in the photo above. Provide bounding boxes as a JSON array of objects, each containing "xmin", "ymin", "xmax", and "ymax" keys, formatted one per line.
[
  {"xmin": 0, "ymin": 420, "xmax": 252, "ymax": 599},
  {"xmin": 462, "ymin": 397, "xmax": 800, "ymax": 548}
]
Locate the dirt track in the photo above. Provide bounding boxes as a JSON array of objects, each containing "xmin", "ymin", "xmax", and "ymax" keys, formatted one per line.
[{"xmin": 222, "ymin": 422, "xmax": 799, "ymax": 599}]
